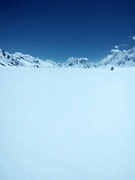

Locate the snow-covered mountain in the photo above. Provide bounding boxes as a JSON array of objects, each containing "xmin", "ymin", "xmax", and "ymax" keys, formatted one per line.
[
  {"xmin": 0, "ymin": 49, "xmax": 92, "ymax": 68},
  {"xmin": 98, "ymin": 47, "xmax": 135, "ymax": 67},
  {"xmin": 0, "ymin": 47, "xmax": 135, "ymax": 68},
  {"xmin": 62, "ymin": 57, "xmax": 90, "ymax": 68},
  {"xmin": 0, "ymin": 49, "xmax": 57, "ymax": 68}
]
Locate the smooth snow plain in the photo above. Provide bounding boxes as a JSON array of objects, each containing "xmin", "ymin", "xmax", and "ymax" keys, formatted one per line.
[{"xmin": 0, "ymin": 67, "xmax": 135, "ymax": 180}]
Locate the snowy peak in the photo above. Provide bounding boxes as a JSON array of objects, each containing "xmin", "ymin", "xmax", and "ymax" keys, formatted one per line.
[
  {"xmin": 100, "ymin": 47, "xmax": 135, "ymax": 67},
  {"xmin": 0, "ymin": 49, "xmax": 24, "ymax": 67},
  {"xmin": 0, "ymin": 49, "xmax": 57, "ymax": 68},
  {"xmin": 62, "ymin": 57, "xmax": 90, "ymax": 68}
]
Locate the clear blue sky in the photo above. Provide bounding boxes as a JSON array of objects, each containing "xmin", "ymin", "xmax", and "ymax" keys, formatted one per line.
[{"xmin": 0, "ymin": 0, "xmax": 135, "ymax": 62}]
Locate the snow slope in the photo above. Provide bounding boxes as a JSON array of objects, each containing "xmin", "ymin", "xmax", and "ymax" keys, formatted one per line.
[{"xmin": 0, "ymin": 67, "xmax": 135, "ymax": 180}]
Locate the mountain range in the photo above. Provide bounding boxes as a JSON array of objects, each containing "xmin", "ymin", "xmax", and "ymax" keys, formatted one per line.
[{"xmin": 0, "ymin": 47, "xmax": 135, "ymax": 68}]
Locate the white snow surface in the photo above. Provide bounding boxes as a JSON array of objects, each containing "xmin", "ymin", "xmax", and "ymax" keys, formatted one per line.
[{"xmin": 0, "ymin": 67, "xmax": 135, "ymax": 180}]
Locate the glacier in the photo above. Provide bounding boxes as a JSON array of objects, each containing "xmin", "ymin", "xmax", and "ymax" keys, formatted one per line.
[{"xmin": 0, "ymin": 67, "xmax": 135, "ymax": 180}]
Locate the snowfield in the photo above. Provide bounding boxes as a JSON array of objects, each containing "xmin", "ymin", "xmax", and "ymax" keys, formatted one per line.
[{"xmin": 0, "ymin": 67, "xmax": 135, "ymax": 180}]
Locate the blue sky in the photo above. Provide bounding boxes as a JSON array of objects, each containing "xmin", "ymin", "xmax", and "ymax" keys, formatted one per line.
[{"xmin": 0, "ymin": 0, "xmax": 135, "ymax": 62}]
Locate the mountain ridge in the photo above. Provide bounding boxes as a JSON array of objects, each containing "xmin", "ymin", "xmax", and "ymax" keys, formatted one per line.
[{"xmin": 0, "ymin": 47, "xmax": 135, "ymax": 68}]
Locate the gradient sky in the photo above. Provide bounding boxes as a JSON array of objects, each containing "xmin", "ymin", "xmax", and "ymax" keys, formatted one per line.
[{"xmin": 0, "ymin": 0, "xmax": 135, "ymax": 62}]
